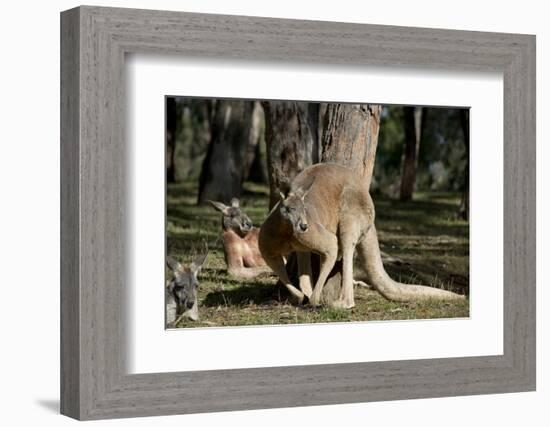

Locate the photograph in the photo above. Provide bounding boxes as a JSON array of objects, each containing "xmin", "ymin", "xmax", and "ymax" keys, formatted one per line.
[{"xmin": 165, "ymin": 98, "xmax": 470, "ymax": 328}]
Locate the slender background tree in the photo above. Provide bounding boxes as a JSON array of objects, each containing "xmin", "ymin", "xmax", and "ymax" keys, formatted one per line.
[
  {"xmin": 459, "ymin": 108, "xmax": 470, "ymax": 220},
  {"xmin": 166, "ymin": 97, "xmax": 177, "ymax": 183},
  {"xmin": 197, "ymin": 100, "xmax": 259, "ymax": 204},
  {"xmin": 399, "ymin": 106, "xmax": 424, "ymax": 201}
]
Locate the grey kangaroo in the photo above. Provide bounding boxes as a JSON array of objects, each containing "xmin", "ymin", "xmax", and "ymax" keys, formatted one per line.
[
  {"xmin": 259, "ymin": 163, "xmax": 464, "ymax": 308},
  {"xmin": 166, "ymin": 250, "xmax": 208, "ymax": 324}
]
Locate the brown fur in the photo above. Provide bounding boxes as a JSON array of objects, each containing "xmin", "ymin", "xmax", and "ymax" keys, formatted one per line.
[
  {"xmin": 259, "ymin": 163, "xmax": 464, "ymax": 308},
  {"xmin": 208, "ymin": 199, "xmax": 271, "ymax": 279},
  {"xmin": 222, "ymin": 227, "xmax": 270, "ymax": 278}
]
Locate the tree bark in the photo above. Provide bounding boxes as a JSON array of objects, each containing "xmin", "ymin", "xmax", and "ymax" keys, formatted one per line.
[
  {"xmin": 197, "ymin": 100, "xmax": 256, "ymax": 204},
  {"xmin": 262, "ymin": 101, "xmax": 319, "ymax": 208},
  {"xmin": 399, "ymin": 106, "xmax": 423, "ymax": 201},
  {"xmin": 459, "ymin": 109, "xmax": 470, "ymax": 220},
  {"xmin": 321, "ymin": 104, "xmax": 381, "ymax": 189},
  {"xmin": 166, "ymin": 97, "xmax": 177, "ymax": 183}
]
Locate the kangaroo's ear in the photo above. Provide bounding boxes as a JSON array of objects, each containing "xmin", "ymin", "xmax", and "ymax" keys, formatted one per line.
[
  {"xmin": 166, "ymin": 257, "xmax": 183, "ymax": 274},
  {"xmin": 294, "ymin": 183, "xmax": 312, "ymax": 200},
  {"xmin": 207, "ymin": 200, "xmax": 230, "ymax": 214},
  {"xmin": 230, "ymin": 198, "xmax": 240, "ymax": 208},
  {"xmin": 190, "ymin": 242, "xmax": 209, "ymax": 275}
]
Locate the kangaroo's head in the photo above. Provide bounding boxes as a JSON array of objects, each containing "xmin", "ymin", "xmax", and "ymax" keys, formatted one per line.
[
  {"xmin": 208, "ymin": 198, "xmax": 253, "ymax": 237},
  {"xmin": 279, "ymin": 188, "xmax": 310, "ymax": 234},
  {"xmin": 166, "ymin": 250, "xmax": 208, "ymax": 321}
]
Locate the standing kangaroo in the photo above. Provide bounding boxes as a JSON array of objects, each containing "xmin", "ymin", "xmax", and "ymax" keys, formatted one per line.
[
  {"xmin": 208, "ymin": 198, "xmax": 271, "ymax": 279},
  {"xmin": 259, "ymin": 163, "xmax": 464, "ymax": 308}
]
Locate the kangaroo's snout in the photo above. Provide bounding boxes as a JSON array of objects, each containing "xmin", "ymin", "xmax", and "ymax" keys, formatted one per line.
[
  {"xmin": 299, "ymin": 223, "xmax": 308, "ymax": 232},
  {"xmin": 186, "ymin": 300, "xmax": 195, "ymax": 310}
]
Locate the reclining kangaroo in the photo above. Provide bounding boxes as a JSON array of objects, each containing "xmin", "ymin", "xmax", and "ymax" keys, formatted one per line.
[
  {"xmin": 259, "ymin": 163, "xmax": 465, "ymax": 308},
  {"xmin": 208, "ymin": 198, "xmax": 271, "ymax": 279},
  {"xmin": 166, "ymin": 250, "xmax": 208, "ymax": 324}
]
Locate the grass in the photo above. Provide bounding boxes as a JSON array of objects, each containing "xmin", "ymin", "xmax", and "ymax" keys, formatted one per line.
[{"xmin": 167, "ymin": 181, "xmax": 469, "ymax": 328}]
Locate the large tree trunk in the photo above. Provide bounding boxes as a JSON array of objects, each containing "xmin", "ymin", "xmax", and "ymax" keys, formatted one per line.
[
  {"xmin": 166, "ymin": 97, "xmax": 177, "ymax": 183},
  {"xmin": 262, "ymin": 101, "xmax": 319, "ymax": 208},
  {"xmin": 197, "ymin": 100, "xmax": 256, "ymax": 204},
  {"xmin": 399, "ymin": 106, "xmax": 423, "ymax": 201},
  {"xmin": 459, "ymin": 109, "xmax": 470, "ymax": 220},
  {"xmin": 321, "ymin": 104, "xmax": 381, "ymax": 188}
]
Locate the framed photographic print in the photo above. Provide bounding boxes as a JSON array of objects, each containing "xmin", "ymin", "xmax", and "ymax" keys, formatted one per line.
[{"xmin": 61, "ymin": 5, "xmax": 535, "ymax": 420}]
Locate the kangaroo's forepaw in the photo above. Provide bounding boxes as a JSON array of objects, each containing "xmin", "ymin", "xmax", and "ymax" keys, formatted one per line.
[
  {"xmin": 301, "ymin": 287, "xmax": 313, "ymax": 298},
  {"xmin": 282, "ymin": 283, "xmax": 305, "ymax": 305},
  {"xmin": 353, "ymin": 280, "xmax": 371, "ymax": 289},
  {"xmin": 309, "ymin": 294, "xmax": 322, "ymax": 307},
  {"xmin": 290, "ymin": 293, "xmax": 304, "ymax": 305}
]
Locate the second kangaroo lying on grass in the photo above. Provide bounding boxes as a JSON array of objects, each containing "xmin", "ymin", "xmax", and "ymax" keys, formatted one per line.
[
  {"xmin": 259, "ymin": 163, "xmax": 465, "ymax": 308},
  {"xmin": 208, "ymin": 198, "xmax": 271, "ymax": 279}
]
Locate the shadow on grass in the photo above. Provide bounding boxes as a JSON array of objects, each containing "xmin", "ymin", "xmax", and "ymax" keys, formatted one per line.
[
  {"xmin": 202, "ymin": 282, "xmax": 284, "ymax": 307},
  {"xmin": 373, "ymin": 194, "xmax": 468, "ymax": 238},
  {"xmin": 384, "ymin": 263, "xmax": 469, "ymax": 296}
]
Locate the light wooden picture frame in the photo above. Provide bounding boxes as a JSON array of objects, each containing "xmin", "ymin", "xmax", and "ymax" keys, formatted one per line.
[{"xmin": 60, "ymin": 5, "xmax": 536, "ymax": 420}]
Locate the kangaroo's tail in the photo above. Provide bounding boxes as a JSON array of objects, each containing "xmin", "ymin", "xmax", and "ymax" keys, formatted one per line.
[{"xmin": 357, "ymin": 225, "xmax": 465, "ymax": 302}]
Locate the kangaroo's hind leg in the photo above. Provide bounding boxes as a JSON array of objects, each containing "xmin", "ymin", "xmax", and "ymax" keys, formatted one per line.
[
  {"xmin": 332, "ymin": 191, "xmax": 371, "ymax": 309},
  {"xmin": 305, "ymin": 224, "xmax": 339, "ymax": 307},
  {"xmin": 331, "ymin": 237, "xmax": 358, "ymax": 309},
  {"xmin": 334, "ymin": 223, "xmax": 365, "ymax": 309}
]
